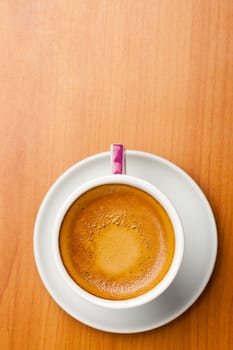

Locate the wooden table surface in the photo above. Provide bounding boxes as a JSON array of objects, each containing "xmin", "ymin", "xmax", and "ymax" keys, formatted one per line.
[{"xmin": 1, "ymin": 1, "xmax": 233, "ymax": 349}]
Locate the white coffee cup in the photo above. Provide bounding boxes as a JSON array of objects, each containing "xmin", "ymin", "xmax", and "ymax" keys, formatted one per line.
[{"xmin": 52, "ymin": 171, "xmax": 184, "ymax": 309}]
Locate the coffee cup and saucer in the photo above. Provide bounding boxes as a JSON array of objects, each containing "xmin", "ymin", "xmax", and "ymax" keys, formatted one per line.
[{"xmin": 34, "ymin": 144, "xmax": 217, "ymax": 333}]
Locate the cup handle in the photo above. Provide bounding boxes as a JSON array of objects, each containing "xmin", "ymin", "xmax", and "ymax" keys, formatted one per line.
[{"xmin": 111, "ymin": 144, "xmax": 125, "ymax": 174}]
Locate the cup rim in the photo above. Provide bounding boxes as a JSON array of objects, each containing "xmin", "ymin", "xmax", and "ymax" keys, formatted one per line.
[{"xmin": 52, "ymin": 175, "xmax": 184, "ymax": 309}]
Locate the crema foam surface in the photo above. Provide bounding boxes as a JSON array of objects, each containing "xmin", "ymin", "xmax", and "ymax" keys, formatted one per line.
[{"xmin": 59, "ymin": 184, "xmax": 175, "ymax": 300}]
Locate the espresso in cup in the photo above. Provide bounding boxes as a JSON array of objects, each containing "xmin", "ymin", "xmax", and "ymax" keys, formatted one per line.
[{"xmin": 59, "ymin": 184, "xmax": 175, "ymax": 300}]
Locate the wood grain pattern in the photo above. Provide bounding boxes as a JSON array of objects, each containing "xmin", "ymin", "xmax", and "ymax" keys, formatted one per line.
[{"xmin": 0, "ymin": 0, "xmax": 232, "ymax": 349}]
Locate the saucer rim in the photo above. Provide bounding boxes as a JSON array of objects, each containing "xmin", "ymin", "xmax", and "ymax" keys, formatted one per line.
[{"xmin": 33, "ymin": 150, "xmax": 218, "ymax": 333}]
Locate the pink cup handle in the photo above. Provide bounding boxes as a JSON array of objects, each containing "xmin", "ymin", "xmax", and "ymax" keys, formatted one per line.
[{"xmin": 111, "ymin": 144, "xmax": 125, "ymax": 174}]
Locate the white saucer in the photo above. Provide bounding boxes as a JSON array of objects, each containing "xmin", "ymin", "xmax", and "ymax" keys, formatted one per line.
[{"xmin": 34, "ymin": 151, "xmax": 217, "ymax": 333}]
